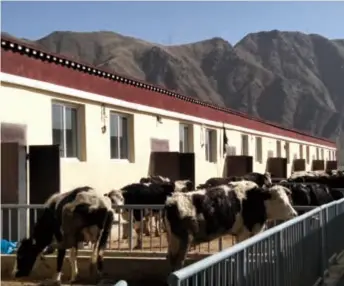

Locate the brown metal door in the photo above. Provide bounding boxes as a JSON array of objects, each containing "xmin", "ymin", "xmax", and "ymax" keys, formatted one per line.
[
  {"xmin": 28, "ymin": 145, "xmax": 60, "ymax": 235},
  {"xmin": 179, "ymin": 153, "xmax": 195, "ymax": 184},
  {"xmin": 1, "ymin": 142, "xmax": 19, "ymax": 241},
  {"xmin": 266, "ymin": 157, "xmax": 287, "ymax": 178},
  {"xmin": 293, "ymin": 159, "xmax": 306, "ymax": 172},
  {"xmin": 312, "ymin": 160, "xmax": 325, "ymax": 171},
  {"xmin": 225, "ymin": 156, "xmax": 253, "ymax": 177},
  {"xmin": 29, "ymin": 145, "xmax": 60, "ymax": 204},
  {"xmin": 150, "ymin": 152, "xmax": 180, "ymax": 181},
  {"xmin": 326, "ymin": 160, "xmax": 337, "ymax": 171}
]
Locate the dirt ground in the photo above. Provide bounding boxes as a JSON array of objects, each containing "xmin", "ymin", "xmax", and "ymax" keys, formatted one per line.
[{"xmin": 106, "ymin": 232, "xmax": 236, "ymax": 253}]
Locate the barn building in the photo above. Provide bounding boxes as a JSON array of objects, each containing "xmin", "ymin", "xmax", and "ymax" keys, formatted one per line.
[{"xmin": 0, "ymin": 36, "xmax": 337, "ymax": 206}]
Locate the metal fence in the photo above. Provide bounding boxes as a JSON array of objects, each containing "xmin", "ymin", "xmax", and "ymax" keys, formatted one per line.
[
  {"xmin": 0, "ymin": 204, "xmax": 315, "ymax": 255},
  {"xmin": 167, "ymin": 198, "xmax": 344, "ymax": 286}
]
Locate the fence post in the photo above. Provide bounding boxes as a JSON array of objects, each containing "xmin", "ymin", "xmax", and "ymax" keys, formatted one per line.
[
  {"xmin": 128, "ymin": 209, "xmax": 133, "ymax": 251},
  {"xmin": 320, "ymin": 207, "xmax": 327, "ymax": 280},
  {"xmin": 276, "ymin": 231, "xmax": 284, "ymax": 286},
  {"xmin": 167, "ymin": 273, "xmax": 181, "ymax": 286}
]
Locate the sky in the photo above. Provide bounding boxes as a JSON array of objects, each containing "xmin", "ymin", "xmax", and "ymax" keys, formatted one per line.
[{"xmin": 1, "ymin": 1, "xmax": 344, "ymax": 45}]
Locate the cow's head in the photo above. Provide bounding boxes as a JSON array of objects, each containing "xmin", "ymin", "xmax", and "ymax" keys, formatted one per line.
[
  {"xmin": 13, "ymin": 237, "xmax": 40, "ymax": 278},
  {"xmin": 263, "ymin": 172, "xmax": 272, "ymax": 187},
  {"xmin": 263, "ymin": 185, "xmax": 297, "ymax": 221},
  {"xmin": 174, "ymin": 180, "xmax": 194, "ymax": 192},
  {"xmin": 105, "ymin": 190, "xmax": 125, "ymax": 213}
]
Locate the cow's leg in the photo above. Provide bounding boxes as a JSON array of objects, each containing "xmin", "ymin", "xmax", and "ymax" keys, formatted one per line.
[
  {"xmin": 133, "ymin": 221, "xmax": 143, "ymax": 249},
  {"xmin": 165, "ymin": 216, "xmax": 190, "ymax": 271},
  {"xmin": 167, "ymin": 233, "xmax": 190, "ymax": 271},
  {"xmin": 121, "ymin": 210, "xmax": 130, "ymax": 240},
  {"xmin": 236, "ymin": 227, "xmax": 252, "ymax": 243},
  {"xmin": 69, "ymin": 247, "xmax": 79, "ymax": 283},
  {"xmin": 154, "ymin": 212, "xmax": 162, "ymax": 237},
  {"xmin": 52, "ymin": 248, "xmax": 66, "ymax": 285},
  {"xmin": 95, "ymin": 211, "xmax": 114, "ymax": 280},
  {"xmin": 144, "ymin": 214, "xmax": 151, "ymax": 236}
]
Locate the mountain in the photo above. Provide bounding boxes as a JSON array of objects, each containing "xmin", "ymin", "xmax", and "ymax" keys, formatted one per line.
[{"xmin": 3, "ymin": 30, "xmax": 344, "ymax": 140}]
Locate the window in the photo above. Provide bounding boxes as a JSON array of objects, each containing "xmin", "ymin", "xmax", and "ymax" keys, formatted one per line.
[
  {"xmin": 179, "ymin": 123, "xmax": 190, "ymax": 153},
  {"xmin": 276, "ymin": 141, "xmax": 282, "ymax": 157},
  {"xmin": 205, "ymin": 129, "xmax": 216, "ymax": 163},
  {"xmin": 52, "ymin": 102, "xmax": 79, "ymax": 158},
  {"xmin": 285, "ymin": 142, "xmax": 290, "ymax": 163},
  {"xmin": 255, "ymin": 137, "xmax": 263, "ymax": 163},
  {"xmin": 320, "ymin": 149, "xmax": 324, "ymax": 160},
  {"xmin": 241, "ymin": 134, "xmax": 249, "ymax": 156},
  {"xmin": 316, "ymin": 148, "xmax": 320, "ymax": 160},
  {"xmin": 306, "ymin": 146, "xmax": 310, "ymax": 164},
  {"xmin": 299, "ymin": 144, "xmax": 304, "ymax": 159},
  {"xmin": 110, "ymin": 112, "xmax": 130, "ymax": 159},
  {"xmin": 227, "ymin": 146, "xmax": 236, "ymax": 156}
]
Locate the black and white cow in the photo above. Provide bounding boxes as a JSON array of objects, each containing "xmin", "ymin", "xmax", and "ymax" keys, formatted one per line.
[
  {"xmin": 139, "ymin": 175, "xmax": 171, "ymax": 185},
  {"xmin": 140, "ymin": 176, "xmax": 194, "ymax": 193},
  {"xmin": 13, "ymin": 186, "xmax": 115, "ymax": 284},
  {"xmin": 163, "ymin": 181, "xmax": 297, "ymax": 271},
  {"xmin": 107, "ymin": 181, "xmax": 179, "ymax": 249},
  {"xmin": 197, "ymin": 172, "xmax": 272, "ymax": 189}
]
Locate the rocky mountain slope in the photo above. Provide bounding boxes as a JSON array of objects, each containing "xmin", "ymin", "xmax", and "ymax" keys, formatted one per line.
[{"xmin": 3, "ymin": 30, "xmax": 344, "ymax": 140}]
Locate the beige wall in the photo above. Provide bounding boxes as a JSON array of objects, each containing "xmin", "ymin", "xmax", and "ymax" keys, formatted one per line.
[{"xmin": 0, "ymin": 82, "xmax": 337, "ymax": 193}]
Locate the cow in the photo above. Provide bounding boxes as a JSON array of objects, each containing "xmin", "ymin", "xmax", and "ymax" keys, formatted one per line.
[
  {"xmin": 140, "ymin": 176, "xmax": 194, "ymax": 193},
  {"xmin": 13, "ymin": 186, "xmax": 115, "ymax": 284},
  {"xmin": 163, "ymin": 182, "xmax": 297, "ymax": 271},
  {"xmin": 276, "ymin": 181, "xmax": 336, "ymax": 215},
  {"xmin": 108, "ymin": 181, "xmax": 183, "ymax": 249},
  {"xmin": 129, "ymin": 178, "xmax": 194, "ymax": 237},
  {"xmin": 139, "ymin": 175, "xmax": 171, "ymax": 185},
  {"xmin": 197, "ymin": 172, "xmax": 272, "ymax": 189}
]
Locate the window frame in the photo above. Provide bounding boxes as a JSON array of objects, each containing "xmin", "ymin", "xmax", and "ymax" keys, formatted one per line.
[
  {"xmin": 276, "ymin": 140, "xmax": 282, "ymax": 157},
  {"xmin": 285, "ymin": 142, "xmax": 290, "ymax": 163},
  {"xmin": 299, "ymin": 144, "xmax": 304, "ymax": 159},
  {"xmin": 52, "ymin": 101, "xmax": 80, "ymax": 159},
  {"xmin": 109, "ymin": 111, "xmax": 131, "ymax": 161},
  {"xmin": 255, "ymin": 136, "xmax": 263, "ymax": 163},
  {"xmin": 179, "ymin": 123, "xmax": 191, "ymax": 153},
  {"xmin": 306, "ymin": 146, "xmax": 310, "ymax": 164},
  {"xmin": 205, "ymin": 128, "xmax": 216, "ymax": 163},
  {"xmin": 241, "ymin": 134, "xmax": 249, "ymax": 156}
]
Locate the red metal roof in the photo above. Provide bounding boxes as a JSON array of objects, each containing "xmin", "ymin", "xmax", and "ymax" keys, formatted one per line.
[{"xmin": 0, "ymin": 36, "xmax": 336, "ymax": 148}]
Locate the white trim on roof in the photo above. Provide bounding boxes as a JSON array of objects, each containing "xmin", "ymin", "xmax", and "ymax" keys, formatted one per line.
[{"xmin": 0, "ymin": 72, "xmax": 335, "ymax": 149}]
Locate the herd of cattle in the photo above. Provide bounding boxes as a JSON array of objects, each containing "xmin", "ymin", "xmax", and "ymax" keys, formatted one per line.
[{"xmin": 12, "ymin": 170, "xmax": 344, "ymax": 284}]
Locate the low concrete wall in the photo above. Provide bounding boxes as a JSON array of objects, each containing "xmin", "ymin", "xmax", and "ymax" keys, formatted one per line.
[{"xmin": 1, "ymin": 253, "xmax": 203, "ymax": 284}]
